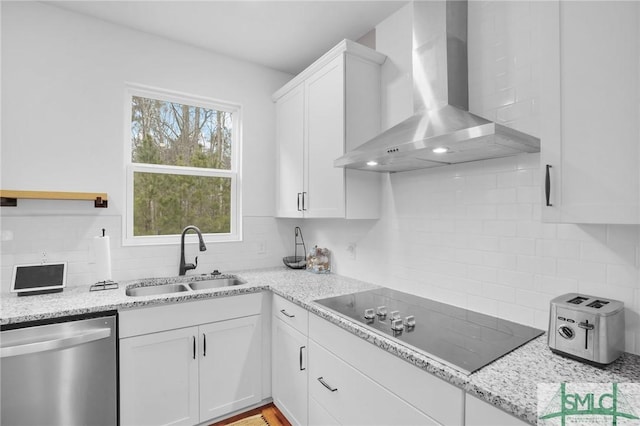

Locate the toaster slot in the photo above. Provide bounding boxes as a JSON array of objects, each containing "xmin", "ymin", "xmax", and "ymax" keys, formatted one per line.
[
  {"xmin": 586, "ymin": 300, "xmax": 609, "ymax": 309},
  {"xmin": 567, "ymin": 296, "xmax": 589, "ymax": 304}
]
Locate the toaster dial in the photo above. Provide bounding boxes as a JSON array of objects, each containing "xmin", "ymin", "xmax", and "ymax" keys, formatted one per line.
[{"xmin": 558, "ymin": 325, "xmax": 575, "ymax": 340}]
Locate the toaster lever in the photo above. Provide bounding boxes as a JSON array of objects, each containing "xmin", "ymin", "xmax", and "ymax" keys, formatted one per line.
[
  {"xmin": 578, "ymin": 321, "xmax": 594, "ymax": 330},
  {"xmin": 578, "ymin": 320, "xmax": 594, "ymax": 350}
]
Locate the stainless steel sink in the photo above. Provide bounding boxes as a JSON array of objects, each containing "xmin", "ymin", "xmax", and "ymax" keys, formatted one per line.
[
  {"xmin": 125, "ymin": 275, "xmax": 246, "ymax": 296},
  {"xmin": 125, "ymin": 283, "xmax": 190, "ymax": 297},
  {"xmin": 188, "ymin": 276, "xmax": 246, "ymax": 291}
]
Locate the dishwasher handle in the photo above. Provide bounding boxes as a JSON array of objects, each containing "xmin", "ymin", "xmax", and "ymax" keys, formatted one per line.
[{"xmin": 1, "ymin": 327, "xmax": 112, "ymax": 358}]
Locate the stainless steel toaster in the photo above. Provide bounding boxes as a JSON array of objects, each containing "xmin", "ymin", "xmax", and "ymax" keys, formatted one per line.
[{"xmin": 548, "ymin": 293, "xmax": 625, "ymax": 365}]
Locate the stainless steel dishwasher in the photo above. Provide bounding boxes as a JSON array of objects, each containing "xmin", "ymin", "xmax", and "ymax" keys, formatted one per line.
[{"xmin": 1, "ymin": 311, "xmax": 118, "ymax": 425}]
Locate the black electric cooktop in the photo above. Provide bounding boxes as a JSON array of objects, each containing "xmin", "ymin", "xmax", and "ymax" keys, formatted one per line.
[{"xmin": 314, "ymin": 287, "xmax": 544, "ymax": 374}]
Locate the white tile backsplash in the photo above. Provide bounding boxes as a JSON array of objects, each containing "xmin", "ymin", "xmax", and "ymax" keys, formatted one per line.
[{"xmin": 0, "ymin": 214, "xmax": 289, "ymax": 292}]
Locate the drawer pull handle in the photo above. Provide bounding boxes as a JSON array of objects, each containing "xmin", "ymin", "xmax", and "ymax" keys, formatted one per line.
[
  {"xmin": 318, "ymin": 377, "xmax": 338, "ymax": 392},
  {"xmin": 299, "ymin": 346, "xmax": 306, "ymax": 371},
  {"xmin": 280, "ymin": 309, "xmax": 295, "ymax": 318},
  {"xmin": 545, "ymin": 164, "xmax": 553, "ymax": 207},
  {"xmin": 203, "ymin": 333, "xmax": 207, "ymax": 357}
]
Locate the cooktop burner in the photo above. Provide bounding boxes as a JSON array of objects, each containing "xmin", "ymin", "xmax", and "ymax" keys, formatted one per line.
[{"xmin": 314, "ymin": 287, "xmax": 544, "ymax": 374}]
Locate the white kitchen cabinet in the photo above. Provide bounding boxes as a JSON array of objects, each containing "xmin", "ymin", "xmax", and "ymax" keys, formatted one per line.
[
  {"xmin": 119, "ymin": 294, "xmax": 263, "ymax": 426},
  {"xmin": 308, "ymin": 314, "xmax": 464, "ymax": 426},
  {"xmin": 541, "ymin": 1, "xmax": 640, "ymax": 224},
  {"xmin": 275, "ymin": 84, "xmax": 305, "ymax": 218},
  {"xmin": 272, "ymin": 295, "xmax": 309, "ymax": 426},
  {"xmin": 120, "ymin": 327, "xmax": 200, "ymax": 426},
  {"xmin": 308, "ymin": 340, "xmax": 438, "ymax": 426},
  {"xmin": 199, "ymin": 316, "xmax": 262, "ymax": 421},
  {"xmin": 274, "ymin": 40, "xmax": 385, "ymax": 219},
  {"xmin": 465, "ymin": 394, "xmax": 529, "ymax": 426}
]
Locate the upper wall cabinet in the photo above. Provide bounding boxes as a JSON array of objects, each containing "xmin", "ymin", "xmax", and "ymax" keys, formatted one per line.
[
  {"xmin": 274, "ymin": 40, "xmax": 386, "ymax": 219},
  {"xmin": 541, "ymin": 1, "xmax": 640, "ymax": 224}
]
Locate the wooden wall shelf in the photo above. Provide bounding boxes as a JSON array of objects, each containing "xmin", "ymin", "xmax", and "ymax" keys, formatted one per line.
[{"xmin": 0, "ymin": 190, "xmax": 108, "ymax": 208}]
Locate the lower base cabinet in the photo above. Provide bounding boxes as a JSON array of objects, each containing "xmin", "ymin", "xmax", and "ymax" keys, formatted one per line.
[
  {"xmin": 272, "ymin": 319, "xmax": 308, "ymax": 425},
  {"xmin": 308, "ymin": 314, "xmax": 464, "ymax": 426},
  {"xmin": 119, "ymin": 294, "xmax": 263, "ymax": 426},
  {"xmin": 465, "ymin": 394, "xmax": 529, "ymax": 426},
  {"xmin": 198, "ymin": 316, "xmax": 262, "ymax": 420},
  {"xmin": 120, "ymin": 326, "xmax": 200, "ymax": 426},
  {"xmin": 271, "ymin": 295, "xmax": 310, "ymax": 426},
  {"xmin": 309, "ymin": 341, "xmax": 438, "ymax": 425}
]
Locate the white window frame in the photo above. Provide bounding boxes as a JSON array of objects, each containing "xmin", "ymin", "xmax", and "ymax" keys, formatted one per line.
[{"xmin": 124, "ymin": 83, "xmax": 242, "ymax": 246}]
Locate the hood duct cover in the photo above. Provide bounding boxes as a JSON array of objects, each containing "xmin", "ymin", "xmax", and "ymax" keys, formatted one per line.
[{"xmin": 335, "ymin": 0, "xmax": 540, "ymax": 173}]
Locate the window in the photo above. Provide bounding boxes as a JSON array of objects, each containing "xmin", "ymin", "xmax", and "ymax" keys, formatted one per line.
[{"xmin": 125, "ymin": 85, "xmax": 241, "ymax": 245}]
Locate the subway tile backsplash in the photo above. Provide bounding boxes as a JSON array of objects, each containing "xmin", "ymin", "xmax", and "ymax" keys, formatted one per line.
[
  {"xmin": 300, "ymin": 154, "xmax": 640, "ymax": 355},
  {"xmin": 0, "ymin": 214, "xmax": 289, "ymax": 292}
]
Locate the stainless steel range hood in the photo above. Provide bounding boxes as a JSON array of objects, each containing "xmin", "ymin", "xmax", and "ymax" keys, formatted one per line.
[{"xmin": 335, "ymin": 0, "xmax": 540, "ymax": 173}]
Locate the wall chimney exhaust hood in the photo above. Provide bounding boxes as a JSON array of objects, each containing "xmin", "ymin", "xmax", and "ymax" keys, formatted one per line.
[{"xmin": 334, "ymin": 0, "xmax": 540, "ymax": 173}]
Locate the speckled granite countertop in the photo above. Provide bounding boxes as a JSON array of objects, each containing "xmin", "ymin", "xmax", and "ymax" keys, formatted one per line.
[{"xmin": 2, "ymin": 267, "xmax": 639, "ymax": 424}]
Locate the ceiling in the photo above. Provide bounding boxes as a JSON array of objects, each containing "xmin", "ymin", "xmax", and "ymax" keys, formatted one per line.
[{"xmin": 48, "ymin": 1, "xmax": 407, "ymax": 75}]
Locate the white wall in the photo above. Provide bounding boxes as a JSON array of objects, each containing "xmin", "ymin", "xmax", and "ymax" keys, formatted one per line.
[
  {"xmin": 300, "ymin": 2, "xmax": 640, "ymax": 355},
  {"xmin": 0, "ymin": 2, "xmax": 293, "ymax": 289}
]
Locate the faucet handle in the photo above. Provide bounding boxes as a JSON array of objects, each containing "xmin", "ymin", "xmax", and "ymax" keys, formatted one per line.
[{"xmin": 194, "ymin": 256, "xmax": 198, "ymax": 268}]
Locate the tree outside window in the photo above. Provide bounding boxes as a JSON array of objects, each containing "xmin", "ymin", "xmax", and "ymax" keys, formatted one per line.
[{"xmin": 125, "ymin": 86, "xmax": 241, "ymax": 245}]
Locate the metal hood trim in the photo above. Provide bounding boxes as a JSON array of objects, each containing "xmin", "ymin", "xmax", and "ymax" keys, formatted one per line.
[{"xmin": 335, "ymin": 0, "xmax": 540, "ymax": 173}]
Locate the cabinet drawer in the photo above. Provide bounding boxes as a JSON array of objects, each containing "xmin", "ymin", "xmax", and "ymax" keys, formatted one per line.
[
  {"xmin": 309, "ymin": 340, "xmax": 438, "ymax": 426},
  {"xmin": 273, "ymin": 294, "xmax": 308, "ymax": 335},
  {"xmin": 309, "ymin": 314, "xmax": 463, "ymax": 425}
]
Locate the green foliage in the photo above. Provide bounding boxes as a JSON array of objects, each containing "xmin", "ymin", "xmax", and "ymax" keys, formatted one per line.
[{"xmin": 131, "ymin": 96, "xmax": 234, "ymax": 236}]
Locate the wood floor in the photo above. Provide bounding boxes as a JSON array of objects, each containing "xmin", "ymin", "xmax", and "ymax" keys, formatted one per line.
[{"xmin": 210, "ymin": 403, "xmax": 292, "ymax": 426}]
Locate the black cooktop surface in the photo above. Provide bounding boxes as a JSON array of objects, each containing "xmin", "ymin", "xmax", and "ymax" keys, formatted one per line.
[{"xmin": 314, "ymin": 287, "xmax": 544, "ymax": 374}]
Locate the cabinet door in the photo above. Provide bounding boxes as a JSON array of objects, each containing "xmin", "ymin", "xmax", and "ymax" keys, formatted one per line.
[
  {"xmin": 276, "ymin": 84, "xmax": 305, "ymax": 218},
  {"xmin": 273, "ymin": 318, "xmax": 308, "ymax": 426},
  {"xmin": 541, "ymin": 1, "xmax": 640, "ymax": 223},
  {"xmin": 304, "ymin": 55, "xmax": 346, "ymax": 218},
  {"xmin": 120, "ymin": 327, "xmax": 199, "ymax": 426},
  {"xmin": 199, "ymin": 315, "xmax": 262, "ymax": 421}
]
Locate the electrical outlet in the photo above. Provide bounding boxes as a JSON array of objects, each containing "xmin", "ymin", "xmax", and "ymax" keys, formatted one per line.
[
  {"xmin": 41, "ymin": 251, "xmax": 48, "ymax": 263},
  {"xmin": 257, "ymin": 241, "xmax": 267, "ymax": 255},
  {"xmin": 347, "ymin": 242, "xmax": 356, "ymax": 260}
]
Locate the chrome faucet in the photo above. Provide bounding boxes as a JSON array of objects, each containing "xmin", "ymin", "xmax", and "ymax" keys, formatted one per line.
[{"xmin": 179, "ymin": 225, "xmax": 207, "ymax": 276}]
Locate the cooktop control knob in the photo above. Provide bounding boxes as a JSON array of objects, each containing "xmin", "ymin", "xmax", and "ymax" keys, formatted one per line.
[
  {"xmin": 558, "ymin": 325, "xmax": 575, "ymax": 340},
  {"xmin": 391, "ymin": 318, "xmax": 404, "ymax": 332},
  {"xmin": 363, "ymin": 308, "xmax": 375, "ymax": 322},
  {"xmin": 390, "ymin": 310, "xmax": 401, "ymax": 321},
  {"xmin": 404, "ymin": 315, "xmax": 416, "ymax": 329},
  {"xmin": 376, "ymin": 306, "xmax": 387, "ymax": 318}
]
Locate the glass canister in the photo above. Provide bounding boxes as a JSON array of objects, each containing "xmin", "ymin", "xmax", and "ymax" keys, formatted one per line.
[{"xmin": 306, "ymin": 246, "xmax": 331, "ymax": 274}]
